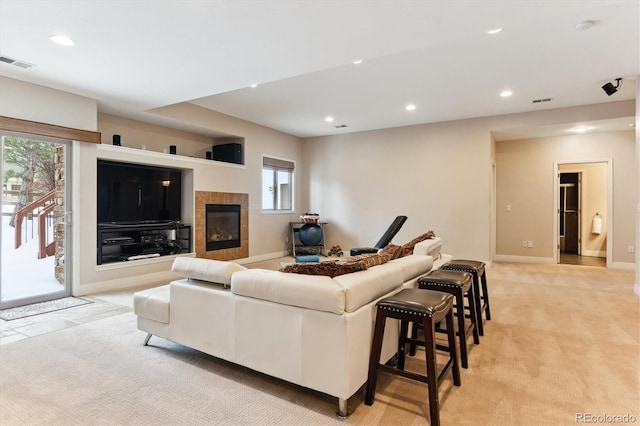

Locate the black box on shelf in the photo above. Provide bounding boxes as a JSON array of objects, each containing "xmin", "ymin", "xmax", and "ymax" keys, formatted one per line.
[{"xmin": 212, "ymin": 143, "xmax": 243, "ymax": 164}]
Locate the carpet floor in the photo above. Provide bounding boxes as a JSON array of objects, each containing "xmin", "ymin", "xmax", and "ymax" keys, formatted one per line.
[{"xmin": 0, "ymin": 261, "xmax": 637, "ymax": 425}]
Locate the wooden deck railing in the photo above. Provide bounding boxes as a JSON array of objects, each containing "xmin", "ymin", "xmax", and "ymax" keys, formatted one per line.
[{"xmin": 14, "ymin": 190, "xmax": 56, "ymax": 258}]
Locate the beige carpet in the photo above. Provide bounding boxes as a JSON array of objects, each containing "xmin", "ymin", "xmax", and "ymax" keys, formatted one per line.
[{"xmin": 0, "ymin": 262, "xmax": 638, "ymax": 425}]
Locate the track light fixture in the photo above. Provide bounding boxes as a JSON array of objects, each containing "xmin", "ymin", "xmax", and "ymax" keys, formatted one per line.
[{"xmin": 602, "ymin": 78, "xmax": 622, "ymax": 96}]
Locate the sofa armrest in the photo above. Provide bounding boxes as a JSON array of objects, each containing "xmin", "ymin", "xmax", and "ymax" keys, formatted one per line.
[{"xmin": 412, "ymin": 237, "xmax": 442, "ymax": 258}]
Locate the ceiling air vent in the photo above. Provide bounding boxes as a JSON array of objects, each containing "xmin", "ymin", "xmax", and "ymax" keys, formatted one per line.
[
  {"xmin": 334, "ymin": 124, "xmax": 348, "ymax": 128},
  {"xmin": 0, "ymin": 54, "xmax": 35, "ymax": 69},
  {"xmin": 532, "ymin": 98, "xmax": 552, "ymax": 104}
]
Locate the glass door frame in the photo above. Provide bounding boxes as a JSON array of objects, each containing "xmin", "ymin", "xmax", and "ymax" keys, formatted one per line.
[{"xmin": 0, "ymin": 132, "xmax": 72, "ymax": 309}]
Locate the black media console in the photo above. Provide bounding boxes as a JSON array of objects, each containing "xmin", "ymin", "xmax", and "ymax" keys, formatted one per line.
[{"xmin": 97, "ymin": 223, "xmax": 191, "ymax": 265}]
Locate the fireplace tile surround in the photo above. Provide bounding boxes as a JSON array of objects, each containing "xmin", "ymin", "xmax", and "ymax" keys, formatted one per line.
[{"xmin": 195, "ymin": 191, "xmax": 248, "ymax": 260}]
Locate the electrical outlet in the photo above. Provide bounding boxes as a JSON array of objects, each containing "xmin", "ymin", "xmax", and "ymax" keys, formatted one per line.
[
  {"xmin": 522, "ymin": 240, "xmax": 527, "ymax": 248},
  {"xmin": 527, "ymin": 241, "xmax": 534, "ymax": 248},
  {"xmin": 629, "ymin": 245, "xmax": 635, "ymax": 253}
]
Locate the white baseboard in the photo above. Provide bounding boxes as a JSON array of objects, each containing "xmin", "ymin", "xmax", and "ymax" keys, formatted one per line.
[
  {"xmin": 75, "ymin": 270, "xmax": 180, "ymax": 296},
  {"xmin": 494, "ymin": 255, "xmax": 555, "ymax": 264},
  {"xmin": 235, "ymin": 251, "xmax": 288, "ymax": 265},
  {"xmin": 610, "ymin": 262, "xmax": 635, "ymax": 270}
]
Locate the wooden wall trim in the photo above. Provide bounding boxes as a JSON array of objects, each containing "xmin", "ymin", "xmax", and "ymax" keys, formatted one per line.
[{"xmin": 0, "ymin": 115, "xmax": 101, "ymax": 144}]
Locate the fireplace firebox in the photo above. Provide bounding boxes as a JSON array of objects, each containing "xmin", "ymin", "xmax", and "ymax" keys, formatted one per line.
[{"xmin": 206, "ymin": 204, "xmax": 241, "ymax": 251}]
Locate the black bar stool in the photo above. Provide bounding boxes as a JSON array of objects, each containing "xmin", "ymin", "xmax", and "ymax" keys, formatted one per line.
[
  {"xmin": 365, "ymin": 288, "xmax": 461, "ymax": 426},
  {"xmin": 417, "ymin": 269, "xmax": 479, "ymax": 369},
  {"xmin": 441, "ymin": 260, "xmax": 491, "ymax": 336}
]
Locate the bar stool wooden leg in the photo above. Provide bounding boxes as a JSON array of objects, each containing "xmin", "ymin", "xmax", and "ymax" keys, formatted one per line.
[
  {"xmin": 446, "ymin": 309, "xmax": 461, "ymax": 386},
  {"xmin": 467, "ymin": 283, "xmax": 480, "ymax": 345},
  {"xmin": 481, "ymin": 272, "xmax": 491, "ymax": 320},
  {"xmin": 365, "ymin": 310, "xmax": 386, "ymax": 405},
  {"xmin": 471, "ymin": 273, "xmax": 484, "ymax": 336},
  {"xmin": 453, "ymin": 291, "xmax": 469, "ymax": 369},
  {"xmin": 423, "ymin": 315, "xmax": 440, "ymax": 426},
  {"xmin": 398, "ymin": 320, "xmax": 409, "ymax": 370}
]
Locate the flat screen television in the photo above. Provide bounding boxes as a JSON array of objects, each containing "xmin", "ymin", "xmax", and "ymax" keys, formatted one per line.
[{"xmin": 97, "ymin": 160, "xmax": 182, "ymax": 225}]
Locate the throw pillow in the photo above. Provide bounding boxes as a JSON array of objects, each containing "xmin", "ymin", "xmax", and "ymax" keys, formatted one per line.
[
  {"xmin": 400, "ymin": 230, "xmax": 437, "ymax": 257},
  {"xmin": 279, "ymin": 261, "xmax": 367, "ymax": 278}
]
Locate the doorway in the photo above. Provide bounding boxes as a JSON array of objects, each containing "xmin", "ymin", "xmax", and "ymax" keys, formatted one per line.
[
  {"xmin": 555, "ymin": 161, "xmax": 609, "ymax": 267},
  {"xmin": 1, "ymin": 135, "xmax": 72, "ymax": 309},
  {"xmin": 559, "ymin": 172, "xmax": 581, "ymax": 255}
]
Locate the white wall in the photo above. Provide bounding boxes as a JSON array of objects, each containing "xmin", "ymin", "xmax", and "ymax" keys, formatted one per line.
[
  {"xmin": 74, "ymin": 106, "xmax": 303, "ymax": 295},
  {"xmin": 0, "ymin": 76, "xmax": 97, "ymax": 131},
  {"xmin": 303, "ymin": 101, "xmax": 636, "ymax": 267},
  {"xmin": 1, "ymin": 77, "xmax": 304, "ymax": 295}
]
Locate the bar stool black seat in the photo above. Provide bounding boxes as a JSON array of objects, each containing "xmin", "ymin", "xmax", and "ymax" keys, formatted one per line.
[
  {"xmin": 417, "ymin": 269, "xmax": 479, "ymax": 369},
  {"xmin": 441, "ymin": 259, "xmax": 491, "ymax": 336},
  {"xmin": 365, "ymin": 288, "xmax": 461, "ymax": 426}
]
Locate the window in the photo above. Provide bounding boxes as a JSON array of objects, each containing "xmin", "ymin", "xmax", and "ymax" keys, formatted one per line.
[{"xmin": 262, "ymin": 156, "xmax": 294, "ymax": 211}]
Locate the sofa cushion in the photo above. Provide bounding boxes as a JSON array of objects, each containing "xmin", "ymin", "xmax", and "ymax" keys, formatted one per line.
[
  {"xmin": 332, "ymin": 262, "xmax": 404, "ymax": 313},
  {"xmin": 389, "ymin": 254, "xmax": 434, "ymax": 283},
  {"xmin": 171, "ymin": 257, "xmax": 246, "ymax": 286},
  {"xmin": 231, "ymin": 269, "xmax": 346, "ymax": 314},
  {"xmin": 400, "ymin": 231, "xmax": 436, "ymax": 257},
  {"xmin": 279, "ymin": 261, "xmax": 366, "ymax": 278}
]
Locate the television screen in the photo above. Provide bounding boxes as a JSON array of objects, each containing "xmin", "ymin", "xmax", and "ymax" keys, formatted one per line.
[{"xmin": 97, "ymin": 160, "xmax": 182, "ymax": 224}]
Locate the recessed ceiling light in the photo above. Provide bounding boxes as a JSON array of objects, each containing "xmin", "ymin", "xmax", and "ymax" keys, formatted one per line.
[
  {"xmin": 571, "ymin": 126, "xmax": 591, "ymax": 133},
  {"xmin": 49, "ymin": 35, "xmax": 75, "ymax": 46},
  {"xmin": 500, "ymin": 90, "xmax": 513, "ymax": 97},
  {"xmin": 405, "ymin": 104, "xmax": 416, "ymax": 111},
  {"xmin": 324, "ymin": 116, "xmax": 334, "ymax": 123},
  {"xmin": 352, "ymin": 59, "xmax": 363, "ymax": 65},
  {"xmin": 249, "ymin": 83, "xmax": 258, "ymax": 88},
  {"xmin": 487, "ymin": 28, "xmax": 503, "ymax": 35}
]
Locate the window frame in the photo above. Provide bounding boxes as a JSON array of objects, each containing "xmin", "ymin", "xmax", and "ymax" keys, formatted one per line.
[{"xmin": 261, "ymin": 155, "xmax": 295, "ymax": 213}]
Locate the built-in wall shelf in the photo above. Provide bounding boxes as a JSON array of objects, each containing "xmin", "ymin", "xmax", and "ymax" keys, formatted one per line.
[
  {"xmin": 95, "ymin": 252, "xmax": 195, "ymax": 272},
  {"xmin": 96, "ymin": 144, "xmax": 246, "ymax": 168},
  {"xmin": 97, "ymin": 223, "xmax": 191, "ymax": 265}
]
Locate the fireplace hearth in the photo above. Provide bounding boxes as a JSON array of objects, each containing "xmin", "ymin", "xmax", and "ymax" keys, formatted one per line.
[{"xmin": 206, "ymin": 204, "xmax": 241, "ymax": 251}]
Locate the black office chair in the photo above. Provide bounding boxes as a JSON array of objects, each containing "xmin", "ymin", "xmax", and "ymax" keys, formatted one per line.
[{"xmin": 350, "ymin": 216, "xmax": 408, "ymax": 256}]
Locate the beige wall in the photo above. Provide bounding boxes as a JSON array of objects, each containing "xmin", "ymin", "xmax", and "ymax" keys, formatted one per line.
[
  {"xmin": 496, "ymin": 131, "xmax": 635, "ymax": 266},
  {"xmin": 304, "ymin": 119, "xmax": 494, "ymax": 260},
  {"xmin": 304, "ymin": 102, "xmax": 636, "ymax": 267},
  {"xmin": 2, "ymin": 75, "xmax": 637, "ymax": 297}
]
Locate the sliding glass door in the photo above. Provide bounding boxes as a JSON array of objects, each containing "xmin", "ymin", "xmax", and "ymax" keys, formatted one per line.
[{"xmin": 0, "ymin": 134, "xmax": 71, "ymax": 309}]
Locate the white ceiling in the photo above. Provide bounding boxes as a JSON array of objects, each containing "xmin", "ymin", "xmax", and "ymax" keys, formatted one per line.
[{"xmin": 0, "ymin": 0, "xmax": 638, "ymax": 139}]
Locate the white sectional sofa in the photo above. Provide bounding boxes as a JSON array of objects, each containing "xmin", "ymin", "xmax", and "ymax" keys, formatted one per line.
[{"xmin": 133, "ymin": 238, "xmax": 449, "ymax": 417}]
